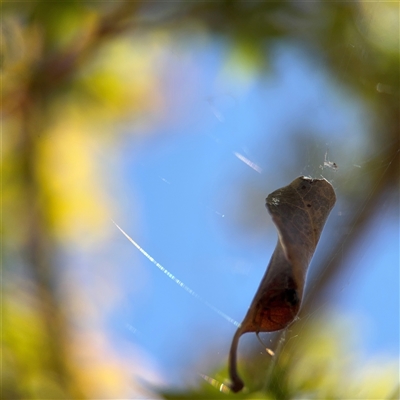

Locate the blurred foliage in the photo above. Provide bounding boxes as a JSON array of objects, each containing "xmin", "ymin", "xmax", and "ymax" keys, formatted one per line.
[
  {"xmin": 1, "ymin": 1, "xmax": 398, "ymax": 399},
  {"xmin": 162, "ymin": 316, "xmax": 399, "ymax": 399}
]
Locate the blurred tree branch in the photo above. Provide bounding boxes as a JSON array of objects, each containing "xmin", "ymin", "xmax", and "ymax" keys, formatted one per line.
[
  {"xmin": 302, "ymin": 126, "xmax": 399, "ymax": 316},
  {"xmin": 6, "ymin": 2, "xmax": 143, "ymax": 397},
  {"xmin": 6, "ymin": 2, "xmax": 140, "ymax": 116}
]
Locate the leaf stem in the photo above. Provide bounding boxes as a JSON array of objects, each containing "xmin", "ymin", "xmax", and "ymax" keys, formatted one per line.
[{"xmin": 228, "ymin": 326, "xmax": 245, "ymax": 392}]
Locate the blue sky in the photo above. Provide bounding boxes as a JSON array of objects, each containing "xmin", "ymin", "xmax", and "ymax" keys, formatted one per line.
[{"xmin": 106, "ymin": 41, "xmax": 398, "ymax": 387}]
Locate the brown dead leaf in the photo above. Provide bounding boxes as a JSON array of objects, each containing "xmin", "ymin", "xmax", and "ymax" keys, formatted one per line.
[{"xmin": 228, "ymin": 176, "xmax": 336, "ymax": 392}]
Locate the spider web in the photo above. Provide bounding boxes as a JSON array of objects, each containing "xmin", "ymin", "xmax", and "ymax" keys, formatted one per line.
[{"xmin": 110, "ymin": 6, "xmax": 399, "ymax": 393}]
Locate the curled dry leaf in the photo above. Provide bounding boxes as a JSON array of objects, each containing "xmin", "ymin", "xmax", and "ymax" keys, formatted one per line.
[{"xmin": 228, "ymin": 176, "xmax": 336, "ymax": 392}]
